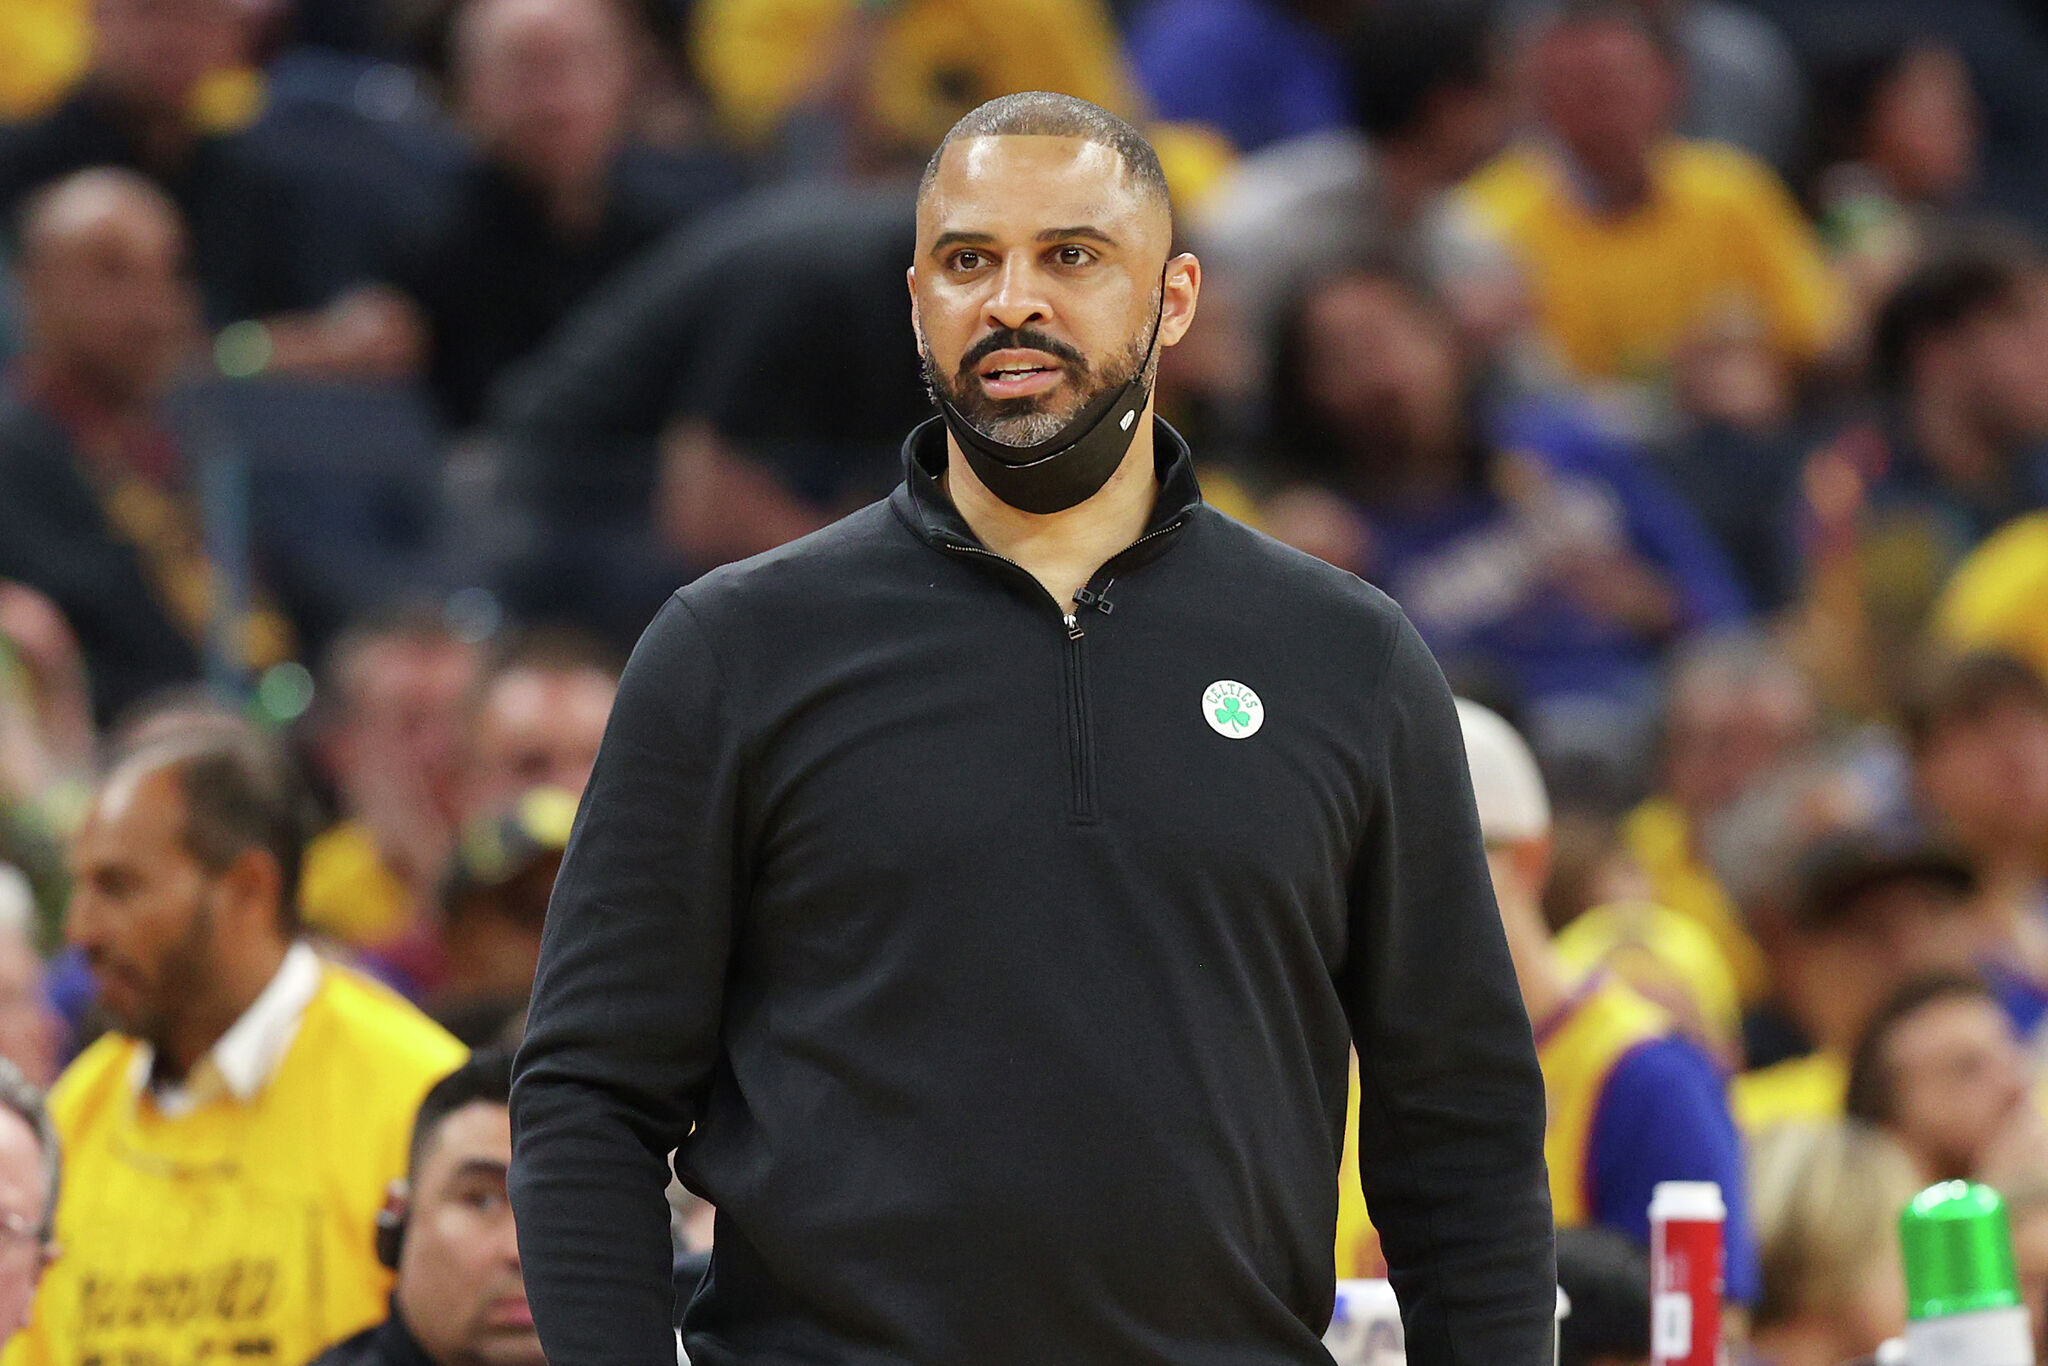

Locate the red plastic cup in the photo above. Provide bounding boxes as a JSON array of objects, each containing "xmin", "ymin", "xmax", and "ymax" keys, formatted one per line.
[{"xmin": 1649, "ymin": 1181, "xmax": 1725, "ymax": 1366}]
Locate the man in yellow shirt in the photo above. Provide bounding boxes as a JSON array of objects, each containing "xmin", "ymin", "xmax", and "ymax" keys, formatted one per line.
[
  {"xmin": 1454, "ymin": 4, "xmax": 1842, "ymax": 392},
  {"xmin": 6, "ymin": 722, "xmax": 465, "ymax": 1366}
]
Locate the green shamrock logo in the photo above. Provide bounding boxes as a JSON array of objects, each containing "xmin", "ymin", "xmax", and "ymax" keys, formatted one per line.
[{"xmin": 1216, "ymin": 697, "xmax": 1252, "ymax": 730}]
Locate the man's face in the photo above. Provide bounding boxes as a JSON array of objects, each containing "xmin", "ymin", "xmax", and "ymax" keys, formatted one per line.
[
  {"xmin": 64, "ymin": 767, "xmax": 222, "ymax": 1048},
  {"xmin": 21, "ymin": 187, "xmax": 196, "ymax": 406},
  {"xmin": 1883, "ymin": 994, "xmax": 2027, "ymax": 1181},
  {"xmin": 334, "ymin": 636, "xmax": 481, "ymax": 819},
  {"xmin": 1803, "ymin": 880, "xmax": 1979, "ymax": 1046},
  {"xmin": 910, "ymin": 135, "xmax": 1195, "ymax": 448},
  {"xmin": 0, "ymin": 931, "xmax": 58, "ymax": 1090},
  {"xmin": 459, "ymin": 0, "xmax": 632, "ymax": 192},
  {"xmin": 0, "ymin": 1109, "xmax": 49, "ymax": 1346},
  {"xmin": 1664, "ymin": 675, "xmax": 1816, "ymax": 820},
  {"xmin": 1297, "ymin": 274, "xmax": 1462, "ymax": 456},
  {"xmin": 1531, "ymin": 20, "xmax": 1676, "ymax": 181},
  {"xmin": 90, "ymin": 0, "xmax": 242, "ymax": 112},
  {"xmin": 396, "ymin": 1102, "xmax": 540, "ymax": 1366},
  {"xmin": 1917, "ymin": 699, "xmax": 2048, "ymax": 858},
  {"xmin": 1955, "ymin": 274, "xmax": 2048, "ymax": 443},
  {"xmin": 465, "ymin": 667, "xmax": 616, "ymax": 821}
]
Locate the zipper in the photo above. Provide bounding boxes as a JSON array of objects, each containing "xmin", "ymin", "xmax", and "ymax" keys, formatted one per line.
[{"xmin": 939, "ymin": 516, "xmax": 1187, "ymax": 823}]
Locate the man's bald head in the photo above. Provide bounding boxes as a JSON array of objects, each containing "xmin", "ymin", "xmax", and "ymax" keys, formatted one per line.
[
  {"xmin": 918, "ymin": 93, "xmax": 1171, "ymax": 230},
  {"xmin": 451, "ymin": 0, "xmax": 633, "ymax": 188},
  {"xmin": 17, "ymin": 169, "xmax": 194, "ymax": 405}
]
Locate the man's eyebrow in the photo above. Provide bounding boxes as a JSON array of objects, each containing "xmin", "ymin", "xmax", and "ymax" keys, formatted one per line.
[
  {"xmin": 1036, "ymin": 226, "xmax": 1118, "ymax": 246},
  {"xmin": 447, "ymin": 1158, "xmax": 511, "ymax": 1183},
  {"xmin": 931, "ymin": 230, "xmax": 995, "ymax": 253}
]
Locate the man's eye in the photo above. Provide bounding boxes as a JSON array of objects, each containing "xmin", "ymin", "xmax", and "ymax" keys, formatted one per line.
[
  {"xmin": 1053, "ymin": 245, "xmax": 1093, "ymax": 267},
  {"xmin": 952, "ymin": 250, "xmax": 986, "ymax": 271}
]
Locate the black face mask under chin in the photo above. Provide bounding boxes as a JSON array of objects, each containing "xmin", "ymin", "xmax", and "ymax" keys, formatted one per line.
[{"xmin": 935, "ymin": 301, "xmax": 1164, "ymax": 516}]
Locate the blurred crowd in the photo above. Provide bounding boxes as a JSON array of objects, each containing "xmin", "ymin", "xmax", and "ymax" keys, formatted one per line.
[{"xmin": 7, "ymin": 0, "xmax": 2048, "ymax": 1362}]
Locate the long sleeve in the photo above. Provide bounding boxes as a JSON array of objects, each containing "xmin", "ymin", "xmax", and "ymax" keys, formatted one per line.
[
  {"xmin": 1340, "ymin": 613, "xmax": 1554, "ymax": 1365},
  {"xmin": 510, "ymin": 593, "xmax": 742, "ymax": 1366}
]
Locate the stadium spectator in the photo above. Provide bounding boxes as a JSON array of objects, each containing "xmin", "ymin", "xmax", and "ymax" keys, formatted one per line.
[
  {"xmin": 461, "ymin": 629, "xmax": 618, "ymax": 824},
  {"xmin": 1620, "ymin": 631, "xmax": 1818, "ymax": 1008},
  {"xmin": 1263, "ymin": 261, "xmax": 1745, "ymax": 767},
  {"xmin": 1933, "ymin": 508, "xmax": 2048, "ymax": 682},
  {"xmin": 1453, "ymin": 1, "xmax": 1843, "ymax": 414},
  {"xmin": 0, "ymin": 1059, "xmax": 58, "ymax": 1350},
  {"xmin": 309, "ymin": 1052, "xmax": 542, "ymax": 1366},
  {"xmin": 0, "ymin": 582, "xmax": 94, "ymax": 921},
  {"xmin": 0, "ymin": 0, "xmax": 368, "ymax": 331},
  {"xmin": 1734, "ymin": 830, "xmax": 1982, "ymax": 1133},
  {"xmin": 1338, "ymin": 700, "xmax": 1760, "ymax": 1310},
  {"xmin": 1810, "ymin": 232, "xmax": 2048, "ymax": 710},
  {"xmin": 1807, "ymin": 33, "xmax": 1981, "ymax": 332},
  {"xmin": 1190, "ymin": 1, "xmax": 1510, "ymax": 389},
  {"xmin": 488, "ymin": 179, "xmax": 924, "ymax": 637},
  {"xmin": 427, "ymin": 789, "xmax": 575, "ymax": 1045},
  {"xmin": 1747, "ymin": 1119, "xmax": 1918, "ymax": 1366},
  {"xmin": 0, "ymin": 169, "xmax": 299, "ymax": 723},
  {"xmin": 0, "ymin": 879, "xmax": 59, "ymax": 1091},
  {"xmin": 13, "ymin": 720, "xmax": 465, "ymax": 1366},
  {"xmin": 1123, "ymin": 0, "xmax": 1347, "ymax": 155},
  {"xmin": 300, "ymin": 611, "xmax": 483, "ymax": 955},
  {"xmin": 688, "ymin": 0, "xmax": 1135, "ymax": 169},
  {"xmin": 353, "ymin": 0, "xmax": 731, "ymax": 429},
  {"xmin": 1845, "ymin": 973, "xmax": 2033, "ymax": 1183},
  {"xmin": 1554, "ymin": 1225, "xmax": 1651, "ymax": 1366},
  {"xmin": 1903, "ymin": 651, "xmax": 2048, "ymax": 1032}
]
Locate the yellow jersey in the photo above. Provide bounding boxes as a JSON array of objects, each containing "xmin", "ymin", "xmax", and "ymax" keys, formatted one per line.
[
  {"xmin": 6, "ymin": 963, "xmax": 465, "ymax": 1366},
  {"xmin": 1731, "ymin": 1050, "xmax": 1846, "ymax": 1136},
  {"xmin": 1934, "ymin": 510, "xmax": 2048, "ymax": 686},
  {"xmin": 1456, "ymin": 139, "xmax": 1844, "ymax": 383},
  {"xmin": 1336, "ymin": 976, "xmax": 1668, "ymax": 1275},
  {"xmin": 1620, "ymin": 797, "xmax": 1770, "ymax": 1006},
  {"xmin": 300, "ymin": 821, "xmax": 413, "ymax": 950}
]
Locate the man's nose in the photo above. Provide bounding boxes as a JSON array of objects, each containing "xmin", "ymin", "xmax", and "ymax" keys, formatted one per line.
[{"xmin": 984, "ymin": 258, "xmax": 1050, "ymax": 332}]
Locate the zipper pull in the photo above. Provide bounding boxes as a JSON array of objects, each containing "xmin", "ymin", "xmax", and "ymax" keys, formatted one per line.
[
  {"xmin": 1074, "ymin": 585, "xmax": 1115, "ymax": 615},
  {"xmin": 1064, "ymin": 612, "xmax": 1084, "ymax": 640}
]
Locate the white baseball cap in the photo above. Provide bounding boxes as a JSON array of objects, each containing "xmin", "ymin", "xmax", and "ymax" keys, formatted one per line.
[{"xmin": 1455, "ymin": 699, "xmax": 1551, "ymax": 845}]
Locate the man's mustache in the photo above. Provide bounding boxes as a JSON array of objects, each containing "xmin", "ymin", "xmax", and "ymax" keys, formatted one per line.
[{"xmin": 957, "ymin": 327, "xmax": 1088, "ymax": 379}]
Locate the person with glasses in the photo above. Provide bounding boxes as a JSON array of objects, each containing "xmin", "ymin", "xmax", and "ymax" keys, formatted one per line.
[{"xmin": 0, "ymin": 1057, "xmax": 57, "ymax": 1347}]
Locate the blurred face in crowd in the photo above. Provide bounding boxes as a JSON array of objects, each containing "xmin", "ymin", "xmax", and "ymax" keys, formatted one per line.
[
  {"xmin": 456, "ymin": 0, "xmax": 634, "ymax": 194},
  {"xmin": 911, "ymin": 134, "xmax": 1198, "ymax": 449},
  {"xmin": 90, "ymin": 0, "xmax": 242, "ymax": 113},
  {"xmin": 1663, "ymin": 664, "xmax": 1817, "ymax": 822},
  {"xmin": 464, "ymin": 666, "xmax": 616, "ymax": 821},
  {"xmin": 396, "ymin": 1101, "xmax": 542, "ymax": 1366},
  {"xmin": 1917, "ymin": 694, "xmax": 2048, "ymax": 862},
  {"xmin": 1865, "ymin": 43, "xmax": 1980, "ymax": 206},
  {"xmin": 1923, "ymin": 272, "xmax": 2048, "ymax": 446},
  {"xmin": 1876, "ymin": 993, "xmax": 2028, "ymax": 1182},
  {"xmin": 0, "ymin": 925, "xmax": 58, "ymax": 1092},
  {"xmin": 1789, "ymin": 878, "xmax": 1980, "ymax": 1053},
  {"xmin": 330, "ymin": 632, "xmax": 482, "ymax": 826},
  {"xmin": 65, "ymin": 763, "xmax": 276, "ymax": 1056},
  {"xmin": 1530, "ymin": 17, "xmax": 1677, "ymax": 188},
  {"xmin": 18, "ymin": 173, "xmax": 197, "ymax": 410},
  {"xmin": 1298, "ymin": 274, "xmax": 1464, "ymax": 469},
  {"xmin": 0, "ymin": 1107, "xmax": 51, "ymax": 1345}
]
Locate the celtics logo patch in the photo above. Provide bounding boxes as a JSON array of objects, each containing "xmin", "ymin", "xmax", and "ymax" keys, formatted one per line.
[{"xmin": 1202, "ymin": 680, "xmax": 1264, "ymax": 739}]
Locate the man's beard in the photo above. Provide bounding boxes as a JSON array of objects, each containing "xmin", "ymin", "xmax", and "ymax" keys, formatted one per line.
[
  {"xmin": 924, "ymin": 324, "xmax": 1155, "ymax": 449},
  {"xmin": 99, "ymin": 896, "xmax": 215, "ymax": 1070}
]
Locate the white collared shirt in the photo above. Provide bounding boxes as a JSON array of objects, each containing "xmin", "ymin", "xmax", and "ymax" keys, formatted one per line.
[{"xmin": 127, "ymin": 942, "xmax": 324, "ymax": 1118}]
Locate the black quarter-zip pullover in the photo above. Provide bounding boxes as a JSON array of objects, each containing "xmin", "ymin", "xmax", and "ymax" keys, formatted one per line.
[{"xmin": 510, "ymin": 419, "xmax": 1554, "ymax": 1366}]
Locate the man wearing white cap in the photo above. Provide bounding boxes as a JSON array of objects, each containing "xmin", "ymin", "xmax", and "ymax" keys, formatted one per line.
[{"xmin": 1341, "ymin": 700, "xmax": 1760, "ymax": 1307}]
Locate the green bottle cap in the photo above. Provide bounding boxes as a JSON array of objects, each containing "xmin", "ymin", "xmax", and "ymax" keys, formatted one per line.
[{"xmin": 1900, "ymin": 1181, "xmax": 2023, "ymax": 1320}]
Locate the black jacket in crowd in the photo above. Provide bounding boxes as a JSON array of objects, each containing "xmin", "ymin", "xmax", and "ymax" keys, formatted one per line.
[
  {"xmin": 510, "ymin": 419, "xmax": 1555, "ymax": 1366},
  {"xmin": 306, "ymin": 1305, "xmax": 436, "ymax": 1366}
]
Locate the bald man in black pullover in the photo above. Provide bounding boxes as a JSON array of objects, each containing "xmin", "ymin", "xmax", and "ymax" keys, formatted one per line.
[{"xmin": 510, "ymin": 92, "xmax": 1554, "ymax": 1366}]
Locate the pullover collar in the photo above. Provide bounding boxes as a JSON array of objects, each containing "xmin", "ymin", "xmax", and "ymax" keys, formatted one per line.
[{"xmin": 892, "ymin": 415, "xmax": 1204, "ymax": 567}]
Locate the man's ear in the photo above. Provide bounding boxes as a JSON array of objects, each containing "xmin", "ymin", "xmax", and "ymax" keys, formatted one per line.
[
  {"xmin": 1158, "ymin": 252, "xmax": 1202, "ymax": 348},
  {"xmin": 375, "ymin": 1179, "xmax": 411, "ymax": 1270}
]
